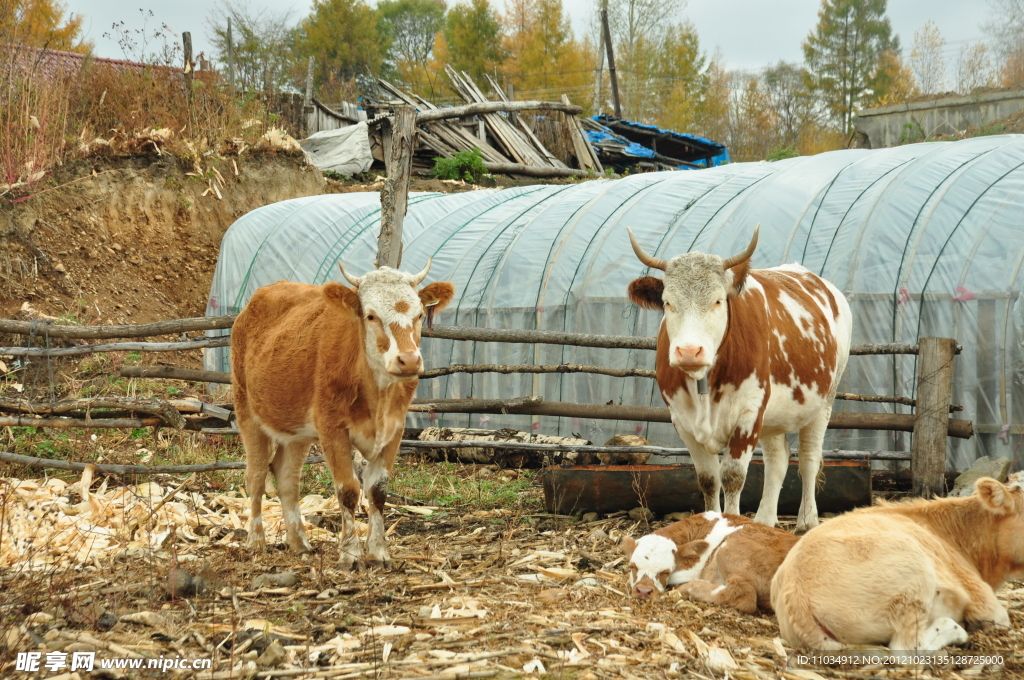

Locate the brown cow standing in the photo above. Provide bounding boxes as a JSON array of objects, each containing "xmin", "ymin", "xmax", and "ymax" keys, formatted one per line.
[{"xmin": 232, "ymin": 261, "xmax": 454, "ymax": 569}]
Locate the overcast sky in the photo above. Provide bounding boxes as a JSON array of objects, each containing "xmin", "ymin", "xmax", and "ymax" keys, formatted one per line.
[{"xmin": 68, "ymin": 0, "xmax": 993, "ymax": 72}]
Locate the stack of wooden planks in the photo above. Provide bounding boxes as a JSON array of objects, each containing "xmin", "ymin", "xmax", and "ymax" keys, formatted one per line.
[{"xmin": 369, "ymin": 71, "xmax": 602, "ymax": 178}]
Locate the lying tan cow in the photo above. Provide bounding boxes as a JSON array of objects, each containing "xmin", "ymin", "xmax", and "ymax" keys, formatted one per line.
[
  {"xmin": 232, "ymin": 261, "xmax": 454, "ymax": 569},
  {"xmin": 772, "ymin": 474, "xmax": 1024, "ymax": 651},
  {"xmin": 621, "ymin": 511, "xmax": 798, "ymax": 613}
]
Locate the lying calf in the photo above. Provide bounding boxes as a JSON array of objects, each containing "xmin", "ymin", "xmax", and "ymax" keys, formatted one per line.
[
  {"xmin": 771, "ymin": 474, "xmax": 1024, "ymax": 652},
  {"xmin": 621, "ymin": 511, "xmax": 799, "ymax": 613}
]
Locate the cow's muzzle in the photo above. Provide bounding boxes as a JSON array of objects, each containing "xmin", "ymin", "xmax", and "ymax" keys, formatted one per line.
[
  {"xmin": 390, "ymin": 352, "xmax": 423, "ymax": 376},
  {"xmin": 631, "ymin": 576, "xmax": 662, "ymax": 600},
  {"xmin": 671, "ymin": 345, "xmax": 709, "ymax": 371}
]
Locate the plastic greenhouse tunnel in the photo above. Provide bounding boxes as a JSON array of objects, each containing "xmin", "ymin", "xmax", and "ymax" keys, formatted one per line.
[{"xmin": 206, "ymin": 135, "xmax": 1024, "ymax": 472}]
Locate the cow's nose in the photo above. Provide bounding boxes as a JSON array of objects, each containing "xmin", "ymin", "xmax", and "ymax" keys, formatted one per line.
[
  {"xmin": 675, "ymin": 345, "xmax": 704, "ymax": 363},
  {"xmin": 396, "ymin": 352, "xmax": 422, "ymax": 373},
  {"xmin": 634, "ymin": 585, "xmax": 654, "ymax": 599}
]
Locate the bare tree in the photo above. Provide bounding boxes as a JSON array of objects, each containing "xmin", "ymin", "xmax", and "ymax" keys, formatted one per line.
[
  {"xmin": 910, "ymin": 20, "xmax": 946, "ymax": 94},
  {"xmin": 983, "ymin": 0, "xmax": 1024, "ymax": 85},
  {"xmin": 955, "ymin": 42, "xmax": 993, "ymax": 93},
  {"xmin": 207, "ymin": 0, "xmax": 295, "ymax": 94}
]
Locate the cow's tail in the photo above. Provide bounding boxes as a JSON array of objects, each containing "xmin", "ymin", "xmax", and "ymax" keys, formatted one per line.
[{"xmin": 771, "ymin": 561, "xmax": 843, "ymax": 651}]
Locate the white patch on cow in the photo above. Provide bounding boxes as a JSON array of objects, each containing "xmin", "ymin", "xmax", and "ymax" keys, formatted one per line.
[
  {"xmin": 352, "ymin": 267, "xmax": 425, "ymax": 378},
  {"xmin": 702, "ymin": 511, "xmax": 723, "ymax": 521},
  {"xmin": 628, "ymin": 534, "xmax": 678, "ymax": 592},
  {"xmin": 711, "ymin": 585, "xmax": 726, "ymax": 595},
  {"xmin": 669, "ymin": 517, "xmax": 741, "ymax": 584}
]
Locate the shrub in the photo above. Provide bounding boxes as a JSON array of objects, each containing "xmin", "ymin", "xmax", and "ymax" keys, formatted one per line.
[
  {"xmin": 766, "ymin": 144, "xmax": 798, "ymax": 161},
  {"xmin": 432, "ymin": 147, "xmax": 487, "ymax": 182}
]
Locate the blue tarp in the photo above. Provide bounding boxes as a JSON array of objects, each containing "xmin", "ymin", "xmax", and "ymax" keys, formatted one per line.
[{"xmin": 592, "ymin": 115, "xmax": 730, "ymax": 168}]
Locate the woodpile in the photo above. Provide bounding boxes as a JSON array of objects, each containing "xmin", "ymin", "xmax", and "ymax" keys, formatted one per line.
[{"xmin": 369, "ymin": 71, "xmax": 602, "ymax": 178}]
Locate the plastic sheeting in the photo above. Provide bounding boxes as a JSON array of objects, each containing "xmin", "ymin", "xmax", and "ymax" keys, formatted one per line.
[
  {"xmin": 206, "ymin": 135, "xmax": 1024, "ymax": 471},
  {"xmin": 299, "ymin": 121, "xmax": 373, "ymax": 176}
]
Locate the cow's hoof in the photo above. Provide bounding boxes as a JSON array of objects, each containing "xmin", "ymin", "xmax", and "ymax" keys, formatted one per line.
[
  {"xmin": 366, "ymin": 558, "xmax": 393, "ymax": 570},
  {"xmin": 247, "ymin": 534, "xmax": 267, "ymax": 551},
  {"xmin": 289, "ymin": 539, "xmax": 313, "ymax": 554},
  {"xmin": 339, "ymin": 556, "xmax": 363, "ymax": 571}
]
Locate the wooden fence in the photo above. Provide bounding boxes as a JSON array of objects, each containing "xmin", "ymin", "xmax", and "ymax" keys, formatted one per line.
[{"xmin": 0, "ymin": 314, "xmax": 967, "ymax": 495}]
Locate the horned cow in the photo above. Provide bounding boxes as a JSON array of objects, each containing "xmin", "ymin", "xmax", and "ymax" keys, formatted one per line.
[
  {"xmin": 771, "ymin": 473, "xmax": 1024, "ymax": 653},
  {"xmin": 626, "ymin": 227, "xmax": 852, "ymax": 533},
  {"xmin": 621, "ymin": 511, "xmax": 798, "ymax": 614},
  {"xmin": 231, "ymin": 261, "xmax": 454, "ymax": 569}
]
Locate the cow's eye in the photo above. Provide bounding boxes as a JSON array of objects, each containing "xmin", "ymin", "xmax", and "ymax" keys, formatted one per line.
[
  {"xmin": 659, "ymin": 569, "xmax": 670, "ymax": 577},
  {"xmin": 366, "ymin": 314, "xmax": 376, "ymax": 322},
  {"xmin": 714, "ymin": 299, "xmax": 723, "ymax": 306}
]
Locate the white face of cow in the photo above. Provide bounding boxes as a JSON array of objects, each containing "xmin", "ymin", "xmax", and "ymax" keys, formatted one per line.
[
  {"xmin": 661, "ymin": 256, "xmax": 732, "ymax": 378},
  {"xmin": 627, "ymin": 226, "xmax": 759, "ymax": 379},
  {"xmin": 339, "ymin": 260, "xmax": 454, "ymax": 380}
]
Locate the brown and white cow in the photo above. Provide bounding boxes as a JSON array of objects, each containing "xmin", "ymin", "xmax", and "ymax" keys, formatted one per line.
[
  {"xmin": 621, "ymin": 511, "xmax": 798, "ymax": 614},
  {"xmin": 771, "ymin": 474, "xmax": 1024, "ymax": 652},
  {"xmin": 231, "ymin": 261, "xmax": 454, "ymax": 569},
  {"xmin": 627, "ymin": 227, "xmax": 852, "ymax": 533}
]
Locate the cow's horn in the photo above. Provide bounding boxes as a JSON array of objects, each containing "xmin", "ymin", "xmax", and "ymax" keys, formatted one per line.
[
  {"xmin": 722, "ymin": 224, "xmax": 760, "ymax": 270},
  {"xmin": 627, "ymin": 227, "xmax": 668, "ymax": 271},
  {"xmin": 338, "ymin": 262, "xmax": 364, "ymax": 287},
  {"xmin": 409, "ymin": 257, "xmax": 432, "ymax": 285}
]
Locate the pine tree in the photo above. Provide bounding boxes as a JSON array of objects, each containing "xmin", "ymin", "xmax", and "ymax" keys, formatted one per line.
[
  {"xmin": 443, "ymin": 0, "xmax": 504, "ymax": 81},
  {"xmin": 803, "ymin": 0, "xmax": 897, "ymax": 132},
  {"xmin": 0, "ymin": 0, "xmax": 89, "ymax": 52},
  {"xmin": 295, "ymin": 0, "xmax": 387, "ymax": 91}
]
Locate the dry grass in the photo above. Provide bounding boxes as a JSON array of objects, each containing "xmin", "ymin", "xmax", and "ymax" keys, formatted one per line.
[{"xmin": 0, "ymin": 463, "xmax": 1021, "ymax": 679}]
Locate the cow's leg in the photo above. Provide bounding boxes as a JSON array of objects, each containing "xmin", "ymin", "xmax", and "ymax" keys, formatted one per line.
[
  {"xmin": 677, "ymin": 430, "xmax": 720, "ymax": 512},
  {"xmin": 721, "ymin": 450, "xmax": 753, "ymax": 516},
  {"xmin": 270, "ymin": 441, "xmax": 313, "ymax": 553},
  {"xmin": 795, "ymin": 412, "xmax": 829, "ymax": 534},
  {"xmin": 363, "ymin": 433, "xmax": 402, "ymax": 569},
  {"xmin": 239, "ymin": 414, "xmax": 273, "ymax": 550},
  {"xmin": 722, "ymin": 410, "xmax": 761, "ymax": 515},
  {"xmin": 677, "ymin": 577, "xmax": 759, "ymax": 615},
  {"xmin": 755, "ymin": 434, "xmax": 789, "ymax": 527},
  {"xmin": 321, "ymin": 429, "xmax": 363, "ymax": 570}
]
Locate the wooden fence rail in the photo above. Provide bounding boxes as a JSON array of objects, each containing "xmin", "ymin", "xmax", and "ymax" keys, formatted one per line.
[{"xmin": 0, "ymin": 315, "xmax": 948, "ymax": 356}]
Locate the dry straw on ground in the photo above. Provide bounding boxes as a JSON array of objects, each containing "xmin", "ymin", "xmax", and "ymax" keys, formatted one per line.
[{"xmin": 0, "ymin": 465, "xmax": 1022, "ymax": 679}]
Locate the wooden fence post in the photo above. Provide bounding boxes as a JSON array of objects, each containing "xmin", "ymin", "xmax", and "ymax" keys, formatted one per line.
[
  {"xmin": 182, "ymin": 32, "xmax": 194, "ymax": 109},
  {"xmin": 911, "ymin": 337, "xmax": 956, "ymax": 497},
  {"xmin": 226, "ymin": 18, "xmax": 235, "ymax": 96},
  {"xmin": 600, "ymin": 9, "xmax": 621, "ymax": 117},
  {"xmin": 377, "ymin": 105, "xmax": 417, "ymax": 269}
]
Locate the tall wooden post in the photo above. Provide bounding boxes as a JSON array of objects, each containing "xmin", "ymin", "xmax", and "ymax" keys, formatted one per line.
[
  {"xmin": 911, "ymin": 337, "xmax": 956, "ymax": 498},
  {"xmin": 182, "ymin": 32, "xmax": 194, "ymax": 109},
  {"xmin": 303, "ymin": 56, "xmax": 315, "ymax": 137},
  {"xmin": 600, "ymin": 9, "xmax": 621, "ymax": 118},
  {"xmin": 226, "ymin": 18, "xmax": 235, "ymax": 95},
  {"xmin": 377, "ymin": 106, "xmax": 417, "ymax": 269}
]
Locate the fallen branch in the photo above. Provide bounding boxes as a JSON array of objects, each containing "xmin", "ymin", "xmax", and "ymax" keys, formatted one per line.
[
  {"xmin": 0, "ymin": 415, "xmax": 163, "ymax": 429},
  {"xmin": 0, "ymin": 396, "xmax": 187, "ymax": 429},
  {"xmin": 121, "ymin": 365, "xmax": 234, "ymax": 384},
  {"xmin": 420, "ymin": 363, "xmax": 655, "ymax": 379},
  {"xmin": 0, "ymin": 450, "xmax": 324, "ymax": 474},
  {"xmin": 0, "ymin": 315, "xmax": 237, "ymax": 339},
  {"xmin": 0, "ymin": 336, "xmax": 230, "ymax": 357},
  {"xmin": 482, "ymin": 162, "xmax": 585, "ymax": 178}
]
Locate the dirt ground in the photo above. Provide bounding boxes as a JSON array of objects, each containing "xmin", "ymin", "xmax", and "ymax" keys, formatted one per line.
[{"xmin": 1, "ymin": 453, "xmax": 1022, "ymax": 680}]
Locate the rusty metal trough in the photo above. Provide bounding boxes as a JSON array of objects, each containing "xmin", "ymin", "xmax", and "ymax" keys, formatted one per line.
[{"xmin": 541, "ymin": 460, "xmax": 872, "ymax": 516}]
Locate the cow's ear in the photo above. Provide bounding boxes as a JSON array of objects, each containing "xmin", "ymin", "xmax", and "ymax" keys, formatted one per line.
[
  {"xmin": 620, "ymin": 536, "xmax": 638, "ymax": 557},
  {"xmin": 726, "ymin": 258, "xmax": 751, "ymax": 295},
  {"xmin": 628, "ymin": 276, "xmax": 664, "ymax": 310},
  {"xmin": 419, "ymin": 281, "xmax": 455, "ymax": 312},
  {"xmin": 675, "ymin": 539, "xmax": 708, "ymax": 569},
  {"xmin": 324, "ymin": 282, "xmax": 361, "ymax": 314},
  {"xmin": 976, "ymin": 477, "xmax": 1013, "ymax": 514}
]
